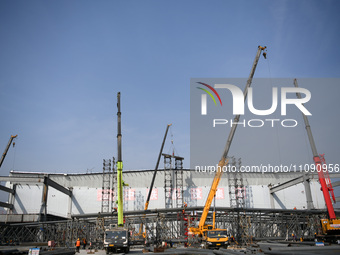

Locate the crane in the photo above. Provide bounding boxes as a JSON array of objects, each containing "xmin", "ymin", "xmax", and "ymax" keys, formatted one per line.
[
  {"xmin": 0, "ymin": 135, "xmax": 18, "ymax": 168},
  {"xmin": 104, "ymin": 92, "xmax": 130, "ymax": 254},
  {"xmin": 294, "ymin": 79, "xmax": 340, "ymax": 236},
  {"xmin": 138, "ymin": 124, "xmax": 171, "ymax": 241},
  {"xmin": 144, "ymin": 124, "xmax": 172, "ymax": 211},
  {"xmin": 116, "ymin": 92, "xmax": 124, "ymax": 227},
  {"xmin": 189, "ymin": 46, "xmax": 266, "ymax": 248}
]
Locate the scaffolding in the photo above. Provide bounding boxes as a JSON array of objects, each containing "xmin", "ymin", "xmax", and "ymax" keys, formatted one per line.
[
  {"xmin": 0, "ymin": 207, "xmax": 326, "ymax": 246},
  {"xmin": 228, "ymin": 157, "xmax": 245, "ymax": 208},
  {"xmin": 174, "ymin": 156, "xmax": 184, "ymax": 209},
  {"xmin": 163, "ymin": 154, "xmax": 173, "ymax": 209},
  {"xmin": 101, "ymin": 159, "xmax": 112, "ymax": 213},
  {"xmin": 163, "ymin": 154, "xmax": 184, "ymax": 210}
]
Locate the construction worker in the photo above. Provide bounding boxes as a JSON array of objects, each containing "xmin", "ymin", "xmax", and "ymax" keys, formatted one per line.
[
  {"xmin": 292, "ymin": 234, "xmax": 297, "ymax": 242},
  {"xmin": 75, "ymin": 238, "xmax": 81, "ymax": 253},
  {"xmin": 82, "ymin": 238, "xmax": 87, "ymax": 249}
]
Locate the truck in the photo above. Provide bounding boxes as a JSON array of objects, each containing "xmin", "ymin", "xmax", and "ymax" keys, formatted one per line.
[
  {"xmin": 104, "ymin": 227, "xmax": 130, "ymax": 254},
  {"xmin": 201, "ymin": 227, "xmax": 229, "ymax": 249}
]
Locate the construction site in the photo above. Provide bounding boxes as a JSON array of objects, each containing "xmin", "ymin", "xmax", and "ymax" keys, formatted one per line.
[{"xmin": 1, "ymin": 46, "xmax": 340, "ymax": 255}]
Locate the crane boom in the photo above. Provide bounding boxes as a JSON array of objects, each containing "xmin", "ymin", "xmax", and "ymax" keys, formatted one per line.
[
  {"xmin": 198, "ymin": 46, "xmax": 266, "ymax": 229},
  {"xmin": 138, "ymin": 124, "xmax": 172, "ymax": 237},
  {"xmin": 117, "ymin": 92, "xmax": 124, "ymax": 227},
  {"xmin": 145, "ymin": 124, "xmax": 172, "ymax": 210},
  {"xmin": 0, "ymin": 135, "xmax": 17, "ymax": 168}
]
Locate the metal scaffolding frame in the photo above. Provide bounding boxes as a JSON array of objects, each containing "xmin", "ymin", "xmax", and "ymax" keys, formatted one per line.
[
  {"xmin": 101, "ymin": 159, "xmax": 112, "ymax": 213},
  {"xmin": 163, "ymin": 154, "xmax": 172, "ymax": 209},
  {"xmin": 174, "ymin": 156, "xmax": 184, "ymax": 209},
  {"xmin": 228, "ymin": 157, "xmax": 245, "ymax": 208},
  {"xmin": 0, "ymin": 207, "xmax": 328, "ymax": 247}
]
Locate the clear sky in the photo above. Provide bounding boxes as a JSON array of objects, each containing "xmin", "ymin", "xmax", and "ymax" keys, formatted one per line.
[{"xmin": 0, "ymin": 0, "xmax": 339, "ymax": 176}]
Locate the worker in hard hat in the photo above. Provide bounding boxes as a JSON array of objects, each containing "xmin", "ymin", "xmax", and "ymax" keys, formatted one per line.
[
  {"xmin": 292, "ymin": 234, "xmax": 297, "ymax": 242},
  {"xmin": 75, "ymin": 238, "xmax": 81, "ymax": 253}
]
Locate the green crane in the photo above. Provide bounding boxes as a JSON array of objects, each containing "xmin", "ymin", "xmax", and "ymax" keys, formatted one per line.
[{"xmin": 116, "ymin": 92, "xmax": 124, "ymax": 227}]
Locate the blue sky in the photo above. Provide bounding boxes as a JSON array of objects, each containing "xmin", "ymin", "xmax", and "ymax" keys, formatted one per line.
[{"xmin": 0, "ymin": 0, "xmax": 339, "ymax": 175}]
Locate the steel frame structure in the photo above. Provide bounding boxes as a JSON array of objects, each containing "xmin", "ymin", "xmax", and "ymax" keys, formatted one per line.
[{"xmin": 0, "ymin": 207, "xmax": 328, "ymax": 247}]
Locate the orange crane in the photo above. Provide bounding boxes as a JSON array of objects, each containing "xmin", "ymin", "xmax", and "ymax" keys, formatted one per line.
[
  {"xmin": 189, "ymin": 46, "xmax": 266, "ymax": 249},
  {"xmin": 0, "ymin": 135, "xmax": 17, "ymax": 168}
]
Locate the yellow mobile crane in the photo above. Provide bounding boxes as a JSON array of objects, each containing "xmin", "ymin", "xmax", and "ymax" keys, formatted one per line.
[{"xmin": 189, "ymin": 46, "xmax": 267, "ymax": 249}]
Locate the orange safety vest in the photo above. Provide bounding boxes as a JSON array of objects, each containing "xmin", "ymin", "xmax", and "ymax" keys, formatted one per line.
[{"xmin": 76, "ymin": 240, "xmax": 81, "ymax": 247}]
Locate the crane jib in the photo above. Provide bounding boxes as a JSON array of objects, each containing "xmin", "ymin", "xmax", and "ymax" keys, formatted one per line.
[{"xmin": 198, "ymin": 46, "xmax": 266, "ymax": 229}]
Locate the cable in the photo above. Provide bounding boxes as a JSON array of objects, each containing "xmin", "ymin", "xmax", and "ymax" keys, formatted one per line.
[{"xmin": 167, "ymin": 125, "xmax": 179, "ymax": 157}]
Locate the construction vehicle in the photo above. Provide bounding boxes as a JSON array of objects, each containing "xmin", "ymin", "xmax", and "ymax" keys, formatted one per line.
[
  {"xmin": 104, "ymin": 225, "xmax": 130, "ymax": 254},
  {"xmin": 189, "ymin": 46, "xmax": 267, "ymax": 248},
  {"xmin": 294, "ymin": 79, "xmax": 340, "ymax": 238},
  {"xmin": 0, "ymin": 135, "xmax": 17, "ymax": 168},
  {"xmin": 104, "ymin": 92, "xmax": 130, "ymax": 254}
]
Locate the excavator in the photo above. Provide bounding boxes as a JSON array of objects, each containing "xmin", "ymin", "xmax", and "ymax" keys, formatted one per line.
[
  {"xmin": 189, "ymin": 46, "xmax": 267, "ymax": 249},
  {"xmin": 294, "ymin": 79, "xmax": 340, "ymax": 239}
]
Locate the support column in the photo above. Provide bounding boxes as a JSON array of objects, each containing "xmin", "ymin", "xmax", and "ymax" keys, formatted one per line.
[
  {"xmin": 5, "ymin": 184, "xmax": 16, "ymax": 223},
  {"xmin": 268, "ymin": 184, "xmax": 275, "ymax": 209},
  {"xmin": 39, "ymin": 176, "xmax": 49, "ymax": 222},
  {"xmin": 67, "ymin": 187, "xmax": 73, "ymax": 218},
  {"xmin": 303, "ymin": 174, "xmax": 314, "ymax": 209}
]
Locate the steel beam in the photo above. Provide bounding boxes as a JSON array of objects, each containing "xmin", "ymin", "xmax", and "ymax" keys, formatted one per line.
[
  {"xmin": 270, "ymin": 176, "xmax": 304, "ymax": 193},
  {"xmin": 72, "ymin": 206, "xmax": 328, "ymax": 219},
  {"xmin": 0, "ymin": 176, "xmax": 44, "ymax": 183},
  {"xmin": 44, "ymin": 177, "xmax": 72, "ymax": 197},
  {"xmin": 0, "ymin": 201, "xmax": 13, "ymax": 209},
  {"xmin": 0, "ymin": 176, "xmax": 72, "ymax": 196},
  {"xmin": 0, "ymin": 184, "xmax": 15, "ymax": 194}
]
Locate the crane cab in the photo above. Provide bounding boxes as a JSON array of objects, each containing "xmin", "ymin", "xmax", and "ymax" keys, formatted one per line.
[
  {"xmin": 321, "ymin": 218, "xmax": 340, "ymax": 235},
  {"xmin": 202, "ymin": 228, "xmax": 229, "ymax": 249}
]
